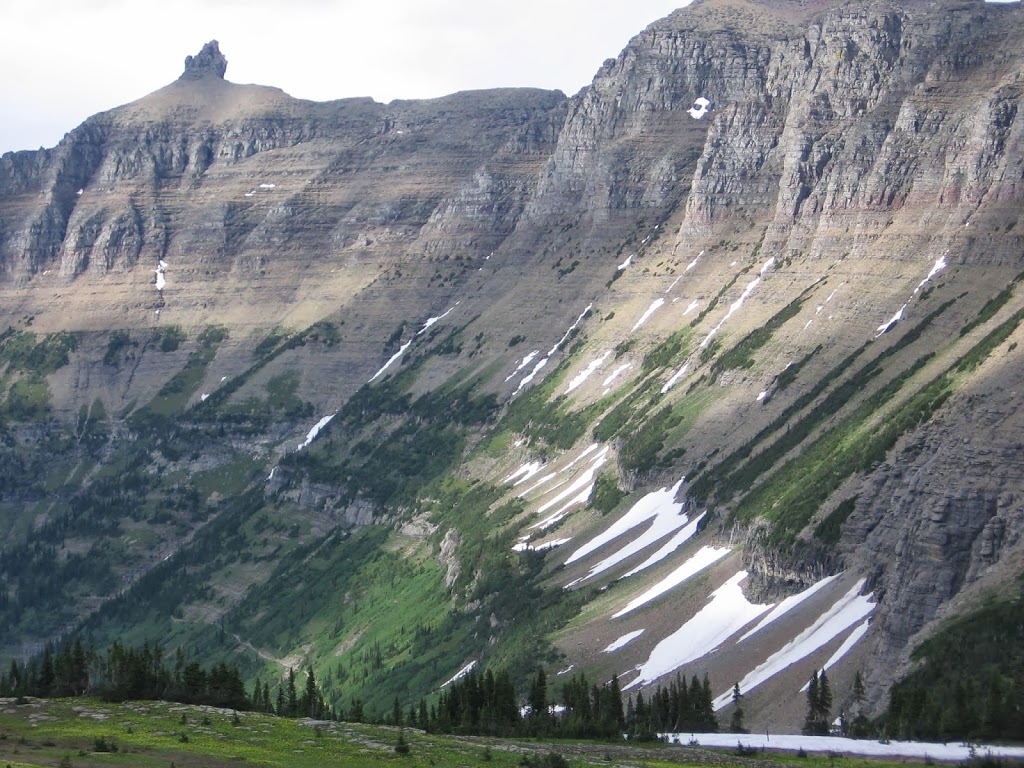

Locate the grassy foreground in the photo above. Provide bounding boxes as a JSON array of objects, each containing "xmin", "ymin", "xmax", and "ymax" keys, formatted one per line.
[{"xmin": 0, "ymin": 697, "xmax": 937, "ymax": 768}]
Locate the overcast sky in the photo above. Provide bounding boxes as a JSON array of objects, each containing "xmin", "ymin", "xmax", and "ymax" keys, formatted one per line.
[{"xmin": 0, "ymin": 0, "xmax": 692, "ymax": 154}]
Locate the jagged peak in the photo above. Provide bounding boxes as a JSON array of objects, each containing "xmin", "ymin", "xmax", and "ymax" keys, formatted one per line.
[{"xmin": 180, "ymin": 40, "xmax": 227, "ymax": 80}]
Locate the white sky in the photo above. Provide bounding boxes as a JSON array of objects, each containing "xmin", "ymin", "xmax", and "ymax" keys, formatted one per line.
[{"xmin": 0, "ymin": 0, "xmax": 690, "ymax": 154}]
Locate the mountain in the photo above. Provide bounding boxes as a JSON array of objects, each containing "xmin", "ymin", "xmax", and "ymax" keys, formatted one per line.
[{"xmin": 2, "ymin": 1, "xmax": 1023, "ymax": 734}]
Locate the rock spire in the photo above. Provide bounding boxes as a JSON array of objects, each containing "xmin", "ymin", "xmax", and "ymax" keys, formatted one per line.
[{"xmin": 181, "ymin": 40, "xmax": 227, "ymax": 80}]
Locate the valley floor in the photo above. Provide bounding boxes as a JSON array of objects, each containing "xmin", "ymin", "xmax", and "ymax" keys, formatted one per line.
[{"xmin": 1, "ymin": 697, "xmax": 1020, "ymax": 768}]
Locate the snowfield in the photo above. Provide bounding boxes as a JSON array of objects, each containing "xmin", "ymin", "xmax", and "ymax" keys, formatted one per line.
[
  {"xmin": 659, "ymin": 732, "xmax": 1024, "ymax": 761},
  {"xmin": 625, "ymin": 571, "xmax": 772, "ymax": 690}
]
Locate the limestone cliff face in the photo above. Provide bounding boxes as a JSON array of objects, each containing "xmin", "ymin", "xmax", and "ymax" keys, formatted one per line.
[{"xmin": 2, "ymin": 1, "xmax": 1024, "ymax": 727}]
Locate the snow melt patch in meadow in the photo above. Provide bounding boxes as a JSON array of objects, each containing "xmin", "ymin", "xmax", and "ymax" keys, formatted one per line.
[
  {"xmin": 632, "ymin": 298, "xmax": 665, "ymax": 332},
  {"xmin": 298, "ymin": 413, "xmax": 336, "ymax": 450},
  {"xmin": 440, "ymin": 660, "xmax": 477, "ymax": 688},
  {"xmin": 567, "ymin": 350, "xmax": 612, "ymax": 394},
  {"xmin": 683, "ymin": 299, "xmax": 700, "ymax": 316},
  {"xmin": 603, "ymin": 630, "xmax": 645, "ymax": 653},
  {"xmin": 625, "ymin": 571, "xmax": 772, "ymax": 689},
  {"xmin": 514, "ymin": 304, "xmax": 592, "ymax": 394},
  {"xmin": 613, "ymin": 544, "xmax": 730, "ymax": 618},
  {"xmin": 738, "ymin": 574, "xmax": 841, "ymax": 643},
  {"xmin": 565, "ymin": 478, "xmax": 685, "ymax": 566},
  {"xmin": 713, "ymin": 578, "xmax": 875, "ymax": 709},
  {"xmin": 658, "ymin": 733, "xmax": 1024, "ymax": 761}
]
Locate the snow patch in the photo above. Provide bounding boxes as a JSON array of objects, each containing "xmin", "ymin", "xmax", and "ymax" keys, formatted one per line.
[
  {"xmin": 565, "ymin": 478, "xmax": 685, "ymax": 565},
  {"xmin": 713, "ymin": 578, "xmax": 875, "ymax": 709},
  {"xmin": 700, "ymin": 257, "xmax": 774, "ymax": 348},
  {"xmin": 658, "ymin": 733, "xmax": 1024, "ymax": 761},
  {"xmin": 369, "ymin": 305, "xmax": 459, "ymax": 383},
  {"xmin": 617, "ymin": 255, "xmax": 633, "ymax": 270},
  {"xmin": 688, "ymin": 97, "xmax": 711, "ymax": 119},
  {"xmin": 298, "ymin": 413, "xmax": 336, "ymax": 450},
  {"xmin": 625, "ymin": 571, "xmax": 771, "ymax": 689},
  {"xmin": 632, "ymin": 298, "xmax": 665, "ymax": 332},
  {"xmin": 613, "ymin": 543, "xmax": 730, "ymax": 618},
  {"xmin": 800, "ymin": 619, "xmax": 872, "ymax": 690},
  {"xmin": 915, "ymin": 256, "xmax": 947, "ymax": 293},
  {"xmin": 530, "ymin": 447, "xmax": 610, "ymax": 529},
  {"xmin": 875, "ymin": 304, "xmax": 906, "ymax": 337},
  {"xmin": 440, "ymin": 660, "xmax": 477, "ymax": 688},
  {"xmin": 513, "ymin": 537, "xmax": 572, "ymax": 552},
  {"xmin": 505, "ymin": 461, "xmax": 545, "ymax": 486},
  {"xmin": 682, "ymin": 299, "xmax": 700, "ymax": 316},
  {"xmin": 661, "ymin": 363, "xmax": 689, "ymax": 394},
  {"xmin": 567, "ymin": 350, "xmax": 612, "ymax": 394},
  {"xmin": 620, "ymin": 512, "xmax": 709, "ymax": 580},
  {"xmin": 603, "ymin": 630, "xmax": 645, "ymax": 653},
  {"xmin": 153, "ymin": 259, "xmax": 167, "ymax": 291},
  {"xmin": 506, "ymin": 350, "xmax": 540, "ymax": 381},
  {"xmin": 259, "ymin": 183, "xmax": 276, "ymax": 189},
  {"xmin": 515, "ymin": 304, "xmax": 592, "ymax": 394},
  {"xmin": 602, "ymin": 363, "xmax": 633, "ymax": 394},
  {"xmin": 738, "ymin": 574, "xmax": 841, "ymax": 643}
]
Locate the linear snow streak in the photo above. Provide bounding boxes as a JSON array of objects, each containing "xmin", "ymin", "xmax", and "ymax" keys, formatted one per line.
[
  {"xmin": 603, "ymin": 630, "xmax": 645, "ymax": 653},
  {"xmin": 737, "ymin": 574, "xmax": 841, "ymax": 643},
  {"xmin": 613, "ymin": 544, "xmax": 730, "ymax": 618},
  {"xmin": 565, "ymin": 478, "xmax": 685, "ymax": 565},
  {"xmin": 700, "ymin": 257, "xmax": 775, "ymax": 349},
  {"xmin": 567, "ymin": 350, "xmax": 612, "ymax": 393},
  {"xmin": 712, "ymin": 578, "xmax": 875, "ymax": 709},
  {"xmin": 515, "ymin": 304, "xmax": 592, "ymax": 393},
  {"xmin": 624, "ymin": 571, "xmax": 772, "ymax": 690},
  {"xmin": 619, "ymin": 512, "xmax": 709, "ymax": 580}
]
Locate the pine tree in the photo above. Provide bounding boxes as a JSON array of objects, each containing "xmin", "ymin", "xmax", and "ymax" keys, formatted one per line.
[
  {"xmin": 528, "ymin": 666, "xmax": 548, "ymax": 730},
  {"xmin": 286, "ymin": 668, "xmax": 298, "ymax": 717},
  {"xmin": 729, "ymin": 683, "xmax": 746, "ymax": 733},
  {"xmin": 804, "ymin": 670, "xmax": 821, "ymax": 735},
  {"xmin": 304, "ymin": 666, "xmax": 318, "ymax": 718},
  {"xmin": 819, "ymin": 668, "xmax": 833, "ymax": 730}
]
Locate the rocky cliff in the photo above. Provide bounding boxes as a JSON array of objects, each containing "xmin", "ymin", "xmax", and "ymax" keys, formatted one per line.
[{"xmin": 2, "ymin": 0, "xmax": 1023, "ymax": 732}]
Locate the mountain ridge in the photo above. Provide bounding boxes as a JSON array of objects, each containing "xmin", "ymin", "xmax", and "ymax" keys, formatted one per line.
[{"xmin": 2, "ymin": 0, "xmax": 1023, "ymax": 734}]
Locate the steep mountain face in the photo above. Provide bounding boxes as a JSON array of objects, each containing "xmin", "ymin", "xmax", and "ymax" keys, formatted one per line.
[{"xmin": 2, "ymin": 2, "xmax": 1023, "ymax": 731}]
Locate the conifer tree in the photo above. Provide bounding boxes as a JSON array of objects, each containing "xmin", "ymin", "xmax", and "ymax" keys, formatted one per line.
[
  {"xmin": 286, "ymin": 668, "xmax": 298, "ymax": 717},
  {"xmin": 304, "ymin": 666, "xmax": 318, "ymax": 718},
  {"xmin": 729, "ymin": 683, "xmax": 746, "ymax": 733},
  {"xmin": 528, "ymin": 666, "xmax": 548, "ymax": 731},
  {"xmin": 804, "ymin": 670, "xmax": 821, "ymax": 735}
]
